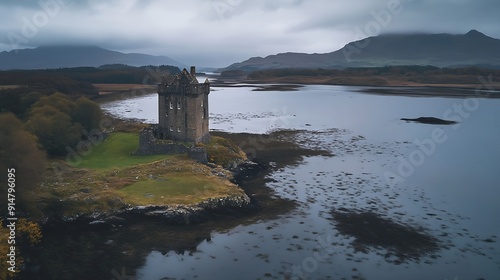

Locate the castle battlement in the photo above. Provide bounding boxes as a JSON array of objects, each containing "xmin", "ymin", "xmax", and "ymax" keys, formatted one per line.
[
  {"xmin": 158, "ymin": 82, "xmax": 210, "ymax": 97},
  {"xmin": 158, "ymin": 66, "xmax": 210, "ymax": 96}
]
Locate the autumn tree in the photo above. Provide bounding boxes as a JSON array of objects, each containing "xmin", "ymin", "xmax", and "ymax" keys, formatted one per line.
[
  {"xmin": 73, "ymin": 96, "xmax": 102, "ymax": 131},
  {"xmin": 0, "ymin": 113, "xmax": 46, "ymax": 216},
  {"xmin": 19, "ymin": 91, "xmax": 44, "ymax": 117},
  {"xmin": 25, "ymin": 105, "xmax": 83, "ymax": 156},
  {"xmin": 0, "ymin": 218, "xmax": 42, "ymax": 280},
  {"xmin": 30, "ymin": 92, "xmax": 78, "ymax": 116},
  {"xmin": 22, "ymin": 92, "xmax": 103, "ymax": 156}
]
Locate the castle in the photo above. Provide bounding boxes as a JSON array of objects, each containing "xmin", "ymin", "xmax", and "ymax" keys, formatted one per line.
[
  {"xmin": 157, "ymin": 66, "xmax": 210, "ymax": 143},
  {"xmin": 135, "ymin": 66, "xmax": 210, "ymax": 158}
]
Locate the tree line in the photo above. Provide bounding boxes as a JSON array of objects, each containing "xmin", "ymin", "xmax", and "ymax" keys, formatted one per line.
[
  {"xmin": 247, "ymin": 65, "xmax": 500, "ymax": 79},
  {"xmin": 0, "ymin": 64, "xmax": 181, "ymax": 97},
  {"xmin": 0, "ymin": 78, "xmax": 106, "ymax": 218}
]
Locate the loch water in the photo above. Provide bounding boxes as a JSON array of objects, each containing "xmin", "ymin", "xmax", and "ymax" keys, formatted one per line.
[{"xmin": 35, "ymin": 84, "xmax": 500, "ymax": 280}]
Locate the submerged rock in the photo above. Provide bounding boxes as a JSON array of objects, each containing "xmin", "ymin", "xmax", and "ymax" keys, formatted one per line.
[{"xmin": 331, "ymin": 208, "xmax": 441, "ymax": 264}]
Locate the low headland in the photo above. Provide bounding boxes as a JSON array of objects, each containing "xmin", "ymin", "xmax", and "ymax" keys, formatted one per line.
[
  {"xmin": 39, "ymin": 119, "xmax": 249, "ymax": 224},
  {"xmin": 36, "ymin": 117, "xmax": 331, "ymax": 226}
]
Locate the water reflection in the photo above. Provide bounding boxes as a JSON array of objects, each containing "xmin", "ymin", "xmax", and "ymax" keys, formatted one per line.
[{"xmin": 40, "ymin": 85, "xmax": 500, "ymax": 279}]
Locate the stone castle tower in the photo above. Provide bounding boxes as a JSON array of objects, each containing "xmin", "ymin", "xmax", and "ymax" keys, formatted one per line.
[{"xmin": 157, "ymin": 66, "xmax": 210, "ymax": 143}]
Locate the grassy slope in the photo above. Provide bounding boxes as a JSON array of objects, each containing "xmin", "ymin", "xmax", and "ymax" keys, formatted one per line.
[{"xmin": 39, "ymin": 132, "xmax": 246, "ymax": 217}]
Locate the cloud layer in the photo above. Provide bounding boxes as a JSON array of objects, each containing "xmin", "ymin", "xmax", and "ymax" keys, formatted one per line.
[{"xmin": 1, "ymin": 0, "xmax": 498, "ymax": 67}]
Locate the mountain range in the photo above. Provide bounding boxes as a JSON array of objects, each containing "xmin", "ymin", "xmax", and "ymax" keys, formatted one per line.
[
  {"xmin": 225, "ymin": 30, "xmax": 500, "ymax": 71},
  {"xmin": 1, "ymin": 30, "xmax": 499, "ymax": 71},
  {"xmin": 0, "ymin": 45, "xmax": 185, "ymax": 70}
]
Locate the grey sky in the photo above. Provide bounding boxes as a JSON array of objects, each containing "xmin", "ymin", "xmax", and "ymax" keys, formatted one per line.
[{"xmin": 0, "ymin": 0, "xmax": 499, "ymax": 67}]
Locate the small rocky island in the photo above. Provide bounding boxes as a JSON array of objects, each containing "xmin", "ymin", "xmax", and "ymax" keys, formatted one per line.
[{"xmin": 401, "ymin": 117, "xmax": 458, "ymax": 125}]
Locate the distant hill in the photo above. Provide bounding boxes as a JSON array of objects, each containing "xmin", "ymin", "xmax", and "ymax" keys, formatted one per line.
[
  {"xmin": 225, "ymin": 30, "xmax": 500, "ymax": 71},
  {"xmin": 0, "ymin": 45, "xmax": 186, "ymax": 70}
]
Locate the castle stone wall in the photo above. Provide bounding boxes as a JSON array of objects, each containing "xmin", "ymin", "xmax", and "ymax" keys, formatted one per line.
[
  {"xmin": 135, "ymin": 125, "xmax": 208, "ymax": 163},
  {"xmin": 134, "ymin": 125, "xmax": 188, "ymax": 156}
]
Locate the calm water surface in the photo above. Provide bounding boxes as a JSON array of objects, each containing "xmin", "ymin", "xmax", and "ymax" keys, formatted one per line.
[{"xmin": 97, "ymin": 85, "xmax": 500, "ymax": 279}]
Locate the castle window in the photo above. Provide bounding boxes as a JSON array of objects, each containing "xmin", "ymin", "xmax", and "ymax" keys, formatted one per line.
[
  {"xmin": 169, "ymin": 126, "xmax": 173, "ymax": 132},
  {"xmin": 169, "ymin": 102, "xmax": 173, "ymax": 109},
  {"xmin": 177, "ymin": 102, "xmax": 181, "ymax": 110},
  {"xmin": 201, "ymin": 100, "xmax": 204, "ymax": 107},
  {"xmin": 177, "ymin": 127, "xmax": 181, "ymax": 133}
]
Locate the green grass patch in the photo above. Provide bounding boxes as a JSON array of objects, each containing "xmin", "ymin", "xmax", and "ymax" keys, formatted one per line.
[
  {"xmin": 118, "ymin": 175, "xmax": 230, "ymax": 205},
  {"xmin": 79, "ymin": 132, "xmax": 167, "ymax": 169}
]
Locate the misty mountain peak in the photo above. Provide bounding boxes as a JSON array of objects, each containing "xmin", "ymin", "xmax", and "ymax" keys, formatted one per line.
[
  {"xmin": 0, "ymin": 45, "xmax": 185, "ymax": 70},
  {"xmin": 224, "ymin": 30, "xmax": 500, "ymax": 70},
  {"xmin": 465, "ymin": 29, "xmax": 485, "ymax": 37}
]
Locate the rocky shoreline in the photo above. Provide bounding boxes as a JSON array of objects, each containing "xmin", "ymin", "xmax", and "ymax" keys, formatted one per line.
[{"xmin": 97, "ymin": 194, "xmax": 252, "ymax": 225}]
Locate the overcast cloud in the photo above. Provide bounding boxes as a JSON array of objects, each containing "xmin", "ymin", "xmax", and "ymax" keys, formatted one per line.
[{"xmin": 0, "ymin": 0, "xmax": 499, "ymax": 67}]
